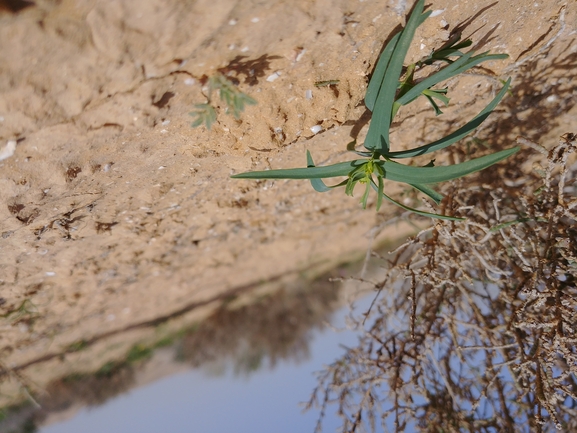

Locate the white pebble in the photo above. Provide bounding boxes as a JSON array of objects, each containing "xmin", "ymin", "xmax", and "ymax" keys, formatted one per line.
[
  {"xmin": 305, "ymin": 89, "xmax": 313, "ymax": 100},
  {"xmin": 266, "ymin": 71, "xmax": 281, "ymax": 82},
  {"xmin": 251, "ymin": 17, "xmax": 260, "ymax": 23},
  {"xmin": 310, "ymin": 125, "xmax": 323, "ymax": 135},
  {"xmin": 0, "ymin": 140, "xmax": 16, "ymax": 162},
  {"xmin": 430, "ymin": 9, "xmax": 445, "ymax": 17},
  {"xmin": 295, "ymin": 49, "xmax": 306, "ymax": 62}
]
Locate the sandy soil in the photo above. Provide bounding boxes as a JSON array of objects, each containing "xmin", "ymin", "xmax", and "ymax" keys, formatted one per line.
[{"xmin": 0, "ymin": 0, "xmax": 575, "ymax": 408}]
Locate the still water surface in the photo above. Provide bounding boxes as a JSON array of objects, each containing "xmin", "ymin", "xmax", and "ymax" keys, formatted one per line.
[{"xmin": 39, "ymin": 296, "xmax": 370, "ymax": 433}]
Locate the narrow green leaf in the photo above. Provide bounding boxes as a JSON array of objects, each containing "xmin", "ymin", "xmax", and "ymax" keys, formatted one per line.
[
  {"xmin": 449, "ymin": 39, "xmax": 473, "ymax": 51},
  {"xmin": 419, "ymin": 50, "xmax": 467, "ymax": 66},
  {"xmin": 365, "ymin": 9, "xmax": 433, "ymax": 112},
  {"xmin": 409, "ymin": 183, "xmax": 444, "ymax": 204},
  {"xmin": 309, "ymin": 180, "xmax": 333, "ymax": 192},
  {"xmin": 424, "ymin": 94, "xmax": 443, "ymax": 115},
  {"xmin": 231, "ymin": 160, "xmax": 363, "ymax": 180},
  {"xmin": 379, "ymin": 146, "xmax": 519, "ymax": 184},
  {"xmin": 394, "ymin": 51, "xmax": 474, "ymax": 107},
  {"xmin": 395, "ymin": 52, "xmax": 508, "ymax": 107},
  {"xmin": 232, "ymin": 146, "xmax": 518, "ymax": 186},
  {"xmin": 345, "ymin": 177, "xmax": 357, "ymax": 196},
  {"xmin": 451, "ymin": 52, "xmax": 509, "ymax": 75},
  {"xmin": 369, "ymin": 180, "xmax": 464, "ymax": 221},
  {"xmin": 384, "ymin": 78, "xmax": 511, "ymax": 158},
  {"xmin": 423, "ymin": 88, "xmax": 450, "ymax": 106},
  {"xmin": 376, "ymin": 176, "xmax": 384, "ymax": 211},
  {"xmin": 417, "ymin": 36, "xmax": 473, "ymax": 66},
  {"xmin": 360, "ymin": 182, "xmax": 371, "ymax": 208},
  {"xmin": 365, "ymin": 0, "xmax": 431, "ymax": 152},
  {"xmin": 365, "ymin": 32, "xmax": 400, "ymax": 112},
  {"xmin": 306, "ymin": 150, "xmax": 332, "ymax": 192},
  {"xmin": 233, "ymin": 145, "xmax": 518, "ymax": 196}
]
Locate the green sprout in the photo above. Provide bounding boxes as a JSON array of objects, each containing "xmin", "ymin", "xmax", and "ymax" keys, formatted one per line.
[
  {"xmin": 190, "ymin": 73, "xmax": 256, "ymax": 129},
  {"xmin": 231, "ymin": 0, "xmax": 519, "ymax": 220}
]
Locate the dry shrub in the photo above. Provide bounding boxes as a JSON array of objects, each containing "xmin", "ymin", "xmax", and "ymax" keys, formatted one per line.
[{"xmin": 308, "ymin": 133, "xmax": 577, "ymax": 433}]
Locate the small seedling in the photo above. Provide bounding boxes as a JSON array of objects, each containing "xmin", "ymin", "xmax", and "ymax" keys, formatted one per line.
[
  {"xmin": 232, "ymin": 0, "xmax": 519, "ymax": 220},
  {"xmin": 190, "ymin": 73, "xmax": 256, "ymax": 129}
]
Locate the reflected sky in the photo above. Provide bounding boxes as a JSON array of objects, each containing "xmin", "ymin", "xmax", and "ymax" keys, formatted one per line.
[{"xmin": 39, "ymin": 298, "xmax": 370, "ymax": 433}]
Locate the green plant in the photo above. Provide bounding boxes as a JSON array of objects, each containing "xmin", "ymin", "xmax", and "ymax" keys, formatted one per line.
[
  {"xmin": 0, "ymin": 299, "xmax": 39, "ymax": 326},
  {"xmin": 307, "ymin": 133, "xmax": 577, "ymax": 432},
  {"xmin": 231, "ymin": 0, "xmax": 519, "ymax": 220},
  {"xmin": 190, "ymin": 73, "xmax": 256, "ymax": 129},
  {"xmin": 66, "ymin": 339, "xmax": 89, "ymax": 352}
]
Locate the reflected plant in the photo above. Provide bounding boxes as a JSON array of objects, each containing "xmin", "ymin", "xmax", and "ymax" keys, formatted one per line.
[
  {"xmin": 190, "ymin": 73, "xmax": 256, "ymax": 129},
  {"xmin": 306, "ymin": 133, "xmax": 577, "ymax": 432},
  {"xmin": 66, "ymin": 339, "xmax": 89, "ymax": 353},
  {"xmin": 177, "ymin": 278, "xmax": 339, "ymax": 375},
  {"xmin": 0, "ymin": 299, "xmax": 39, "ymax": 327},
  {"xmin": 232, "ymin": 0, "xmax": 518, "ymax": 220}
]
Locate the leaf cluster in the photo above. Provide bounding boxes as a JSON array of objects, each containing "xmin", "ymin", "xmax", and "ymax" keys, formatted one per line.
[
  {"xmin": 232, "ymin": 0, "xmax": 519, "ymax": 219},
  {"xmin": 190, "ymin": 73, "xmax": 256, "ymax": 129}
]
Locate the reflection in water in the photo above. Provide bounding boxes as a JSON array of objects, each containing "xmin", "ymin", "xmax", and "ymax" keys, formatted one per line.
[
  {"xmin": 309, "ymin": 136, "xmax": 577, "ymax": 433},
  {"xmin": 0, "ymin": 274, "xmax": 344, "ymax": 432},
  {"xmin": 178, "ymin": 285, "xmax": 339, "ymax": 373}
]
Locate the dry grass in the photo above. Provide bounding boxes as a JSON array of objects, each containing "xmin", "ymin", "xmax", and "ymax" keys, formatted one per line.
[{"xmin": 307, "ymin": 133, "xmax": 577, "ymax": 432}]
